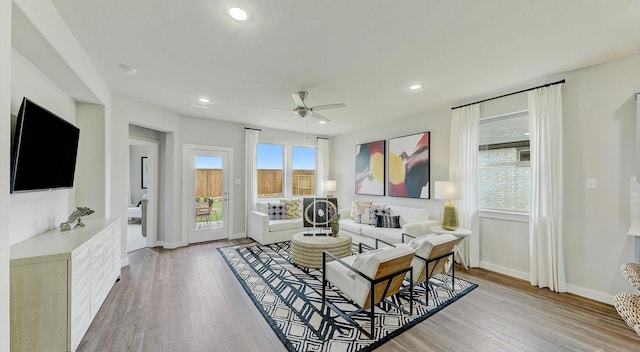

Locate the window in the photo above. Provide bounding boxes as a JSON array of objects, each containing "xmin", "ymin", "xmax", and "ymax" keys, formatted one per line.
[
  {"xmin": 292, "ymin": 146, "xmax": 316, "ymax": 196},
  {"xmin": 478, "ymin": 111, "xmax": 530, "ymax": 213},
  {"xmin": 257, "ymin": 143, "xmax": 284, "ymax": 198}
]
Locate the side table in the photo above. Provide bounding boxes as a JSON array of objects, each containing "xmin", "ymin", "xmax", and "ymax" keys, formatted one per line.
[{"xmin": 430, "ymin": 226, "xmax": 472, "ymax": 270}]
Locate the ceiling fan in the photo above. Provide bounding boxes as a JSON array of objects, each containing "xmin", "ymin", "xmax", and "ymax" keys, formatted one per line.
[{"xmin": 263, "ymin": 91, "xmax": 345, "ymax": 124}]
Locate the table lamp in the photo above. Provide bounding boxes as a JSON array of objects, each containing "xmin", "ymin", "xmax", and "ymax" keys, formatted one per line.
[
  {"xmin": 434, "ymin": 181, "xmax": 461, "ymax": 230},
  {"xmin": 323, "ymin": 180, "xmax": 336, "ymax": 198}
]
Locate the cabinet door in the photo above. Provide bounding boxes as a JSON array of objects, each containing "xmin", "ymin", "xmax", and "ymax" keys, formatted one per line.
[
  {"xmin": 71, "ymin": 245, "xmax": 92, "ymax": 351},
  {"xmin": 90, "ymin": 232, "xmax": 106, "ymax": 317},
  {"xmin": 10, "ymin": 260, "xmax": 68, "ymax": 352}
]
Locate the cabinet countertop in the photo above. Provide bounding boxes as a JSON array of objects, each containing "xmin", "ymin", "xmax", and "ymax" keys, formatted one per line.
[{"xmin": 10, "ymin": 218, "xmax": 119, "ymax": 263}]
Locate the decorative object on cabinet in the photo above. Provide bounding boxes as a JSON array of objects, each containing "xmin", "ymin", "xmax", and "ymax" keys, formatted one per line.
[
  {"xmin": 60, "ymin": 206, "xmax": 95, "ymax": 231},
  {"xmin": 355, "ymin": 140, "xmax": 385, "ymax": 196},
  {"xmin": 388, "ymin": 132, "xmax": 430, "ymax": 198}
]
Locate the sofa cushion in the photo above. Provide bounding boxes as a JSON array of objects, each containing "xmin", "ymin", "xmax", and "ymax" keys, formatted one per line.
[
  {"xmin": 267, "ymin": 202, "xmax": 287, "ymax": 220},
  {"xmin": 268, "ymin": 218, "xmax": 303, "ymax": 232},
  {"xmin": 361, "ymin": 226, "xmax": 404, "ymax": 245},
  {"xmin": 340, "ymin": 219, "xmax": 368, "ymax": 235},
  {"xmin": 388, "ymin": 205, "xmax": 430, "ymax": 226},
  {"xmin": 280, "ymin": 198, "xmax": 302, "ymax": 219}
]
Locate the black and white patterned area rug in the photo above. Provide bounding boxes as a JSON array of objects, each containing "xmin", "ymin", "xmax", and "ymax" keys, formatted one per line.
[{"xmin": 218, "ymin": 241, "xmax": 478, "ymax": 352}]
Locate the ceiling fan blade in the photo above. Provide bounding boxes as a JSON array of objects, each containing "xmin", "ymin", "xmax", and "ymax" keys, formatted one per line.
[
  {"xmin": 258, "ymin": 108, "xmax": 292, "ymax": 112},
  {"xmin": 311, "ymin": 112, "xmax": 331, "ymax": 124},
  {"xmin": 292, "ymin": 92, "xmax": 305, "ymax": 107},
  {"xmin": 311, "ymin": 103, "xmax": 345, "ymax": 111},
  {"xmin": 286, "ymin": 113, "xmax": 298, "ymax": 123}
]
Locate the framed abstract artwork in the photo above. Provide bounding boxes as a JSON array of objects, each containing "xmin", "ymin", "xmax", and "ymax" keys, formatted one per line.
[
  {"xmin": 355, "ymin": 140, "xmax": 385, "ymax": 196},
  {"xmin": 387, "ymin": 132, "xmax": 430, "ymax": 198}
]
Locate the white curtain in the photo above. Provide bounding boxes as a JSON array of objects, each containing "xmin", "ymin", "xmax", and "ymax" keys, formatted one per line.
[
  {"xmin": 528, "ymin": 84, "xmax": 566, "ymax": 292},
  {"xmin": 449, "ymin": 104, "xmax": 480, "ymax": 267},
  {"xmin": 245, "ymin": 128, "xmax": 260, "ymax": 235},
  {"xmin": 316, "ymin": 137, "xmax": 330, "ymax": 197}
]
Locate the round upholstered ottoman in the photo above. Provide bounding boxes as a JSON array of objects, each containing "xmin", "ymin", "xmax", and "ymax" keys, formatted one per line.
[{"xmin": 290, "ymin": 232, "xmax": 352, "ymax": 269}]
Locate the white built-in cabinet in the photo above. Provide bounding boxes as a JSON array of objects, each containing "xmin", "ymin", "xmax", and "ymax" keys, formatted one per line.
[{"xmin": 10, "ymin": 218, "xmax": 121, "ymax": 352}]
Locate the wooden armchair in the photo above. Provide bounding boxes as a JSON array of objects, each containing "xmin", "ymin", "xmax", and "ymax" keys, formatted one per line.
[
  {"xmin": 322, "ymin": 245, "xmax": 415, "ymax": 338},
  {"xmin": 400, "ymin": 233, "xmax": 457, "ymax": 305}
]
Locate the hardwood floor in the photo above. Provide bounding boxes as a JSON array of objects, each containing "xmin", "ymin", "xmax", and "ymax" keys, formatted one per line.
[{"xmin": 78, "ymin": 239, "xmax": 640, "ymax": 351}]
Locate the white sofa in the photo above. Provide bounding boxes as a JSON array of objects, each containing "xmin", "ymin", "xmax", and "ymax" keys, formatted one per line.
[
  {"xmin": 339, "ymin": 204, "xmax": 439, "ymax": 247},
  {"xmin": 248, "ymin": 201, "xmax": 304, "ymax": 244}
]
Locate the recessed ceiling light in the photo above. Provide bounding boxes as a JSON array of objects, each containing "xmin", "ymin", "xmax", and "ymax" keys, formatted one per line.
[
  {"xmin": 318, "ymin": 120, "xmax": 327, "ymax": 124},
  {"xmin": 525, "ymin": 132, "xmax": 531, "ymax": 136},
  {"xmin": 229, "ymin": 7, "xmax": 248, "ymax": 21},
  {"xmin": 408, "ymin": 84, "xmax": 423, "ymax": 90},
  {"xmin": 197, "ymin": 96, "xmax": 212, "ymax": 104},
  {"xmin": 119, "ymin": 64, "xmax": 137, "ymax": 75}
]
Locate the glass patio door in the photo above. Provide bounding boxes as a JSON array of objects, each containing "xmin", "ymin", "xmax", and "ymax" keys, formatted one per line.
[{"xmin": 186, "ymin": 147, "xmax": 230, "ymax": 243}]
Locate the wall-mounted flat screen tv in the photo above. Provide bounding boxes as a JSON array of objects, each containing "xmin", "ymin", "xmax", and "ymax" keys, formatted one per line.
[{"xmin": 10, "ymin": 97, "xmax": 80, "ymax": 193}]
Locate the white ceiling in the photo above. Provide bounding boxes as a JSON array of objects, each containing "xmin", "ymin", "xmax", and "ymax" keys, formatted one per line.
[{"xmin": 48, "ymin": 0, "xmax": 640, "ymax": 136}]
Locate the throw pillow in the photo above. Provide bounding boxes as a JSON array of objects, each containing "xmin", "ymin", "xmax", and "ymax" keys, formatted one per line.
[
  {"xmin": 280, "ymin": 198, "xmax": 302, "ymax": 219},
  {"xmin": 267, "ymin": 202, "xmax": 287, "ymax": 220},
  {"xmin": 350, "ymin": 200, "xmax": 372, "ymax": 219},
  {"xmin": 369, "ymin": 206, "xmax": 390, "ymax": 225},
  {"xmin": 348, "ymin": 248, "xmax": 384, "ymax": 278},
  {"xmin": 358, "ymin": 204, "xmax": 371, "ymax": 224},
  {"xmin": 376, "ymin": 214, "xmax": 401, "ymax": 228}
]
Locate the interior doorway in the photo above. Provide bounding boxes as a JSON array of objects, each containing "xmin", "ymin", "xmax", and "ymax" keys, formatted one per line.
[
  {"xmin": 183, "ymin": 145, "xmax": 233, "ymax": 243},
  {"xmin": 127, "ymin": 138, "xmax": 158, "ymax": 252}
]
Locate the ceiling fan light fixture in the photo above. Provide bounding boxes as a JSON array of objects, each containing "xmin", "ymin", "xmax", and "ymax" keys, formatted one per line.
[
  {"xmin": 229, "ymin": 7, "xmax": 248, "ymax": 21},
  {"xmin": 197, "ymin": 96, "xmax": 212, "ymax": 104}
]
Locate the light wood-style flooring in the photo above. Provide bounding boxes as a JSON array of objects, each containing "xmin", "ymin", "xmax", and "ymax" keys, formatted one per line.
[{"xmin": 78, "ymin": 239, "xmax": 640, "ymax": 351}]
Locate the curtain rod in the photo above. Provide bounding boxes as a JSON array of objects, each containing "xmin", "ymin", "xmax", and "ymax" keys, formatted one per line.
[
  {"xmin": 244, "ymin": 127, "xmax": 262, "ymax": 131},
  {"xmin": 317, "ymin": 136, "xmax": 330, "ymax": 140},
  {"xmin": 451, "ymin": 79, "xmax": 565, "ymax": 110}
]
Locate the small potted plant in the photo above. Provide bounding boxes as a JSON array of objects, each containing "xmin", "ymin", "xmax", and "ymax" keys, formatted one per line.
[{"xmin": 330, "ymin": 213, "xmax": 340, "ymax": 236}]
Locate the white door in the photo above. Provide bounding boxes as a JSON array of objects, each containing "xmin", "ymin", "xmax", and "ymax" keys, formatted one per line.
[{"xmin": 185, "ymin": 147, "xmax": 231, "ymax": 243}]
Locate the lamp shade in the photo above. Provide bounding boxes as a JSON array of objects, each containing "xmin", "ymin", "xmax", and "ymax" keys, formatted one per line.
[
  {"xmin": 323, "ymin": 180, "xmax": 337, "ymax": 192},
  {"xmin": 323, "ymin": 180, "xmax": 336, "ymax": 197},
  {"xmin": 434, "ymin": 181, "xmax": 461, "ymax": 200}
]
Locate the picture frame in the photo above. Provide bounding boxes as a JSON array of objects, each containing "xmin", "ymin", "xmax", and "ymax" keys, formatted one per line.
[
  {"xmin": 387, "ymin": 132, "xmax": 430, "ymax": 198},
  {"xmin": 355, "ymin": 140, "xmax": 385, "ymax": 196},
  {"xmin": 141, "ymin": 156, "xmax": 148, "ymax": 189}
]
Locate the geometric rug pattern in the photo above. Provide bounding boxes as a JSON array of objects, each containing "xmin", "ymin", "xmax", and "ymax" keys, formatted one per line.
[{"xmin": 218, "ymin": 241, "xmax": 478, "ymax": 352}]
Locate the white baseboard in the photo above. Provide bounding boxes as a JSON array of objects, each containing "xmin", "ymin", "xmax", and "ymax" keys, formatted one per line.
[
  {"xmin": 566, "ymin": 284, "xmax": 615, "ymax": 305},
  {"xmin": 163, "ymin": 241, "xmax": 187, "ymax": 249},
  {"xmin": 480, "ymin": 261, "xmax": 615, "ymax": 305},
  {"xmin": 229, "ymin": 232, "xmax": 245, "ymax": 240},
  {"xmin": 479, "ymin": 261, "xmax": 529, "ymax": 281}
]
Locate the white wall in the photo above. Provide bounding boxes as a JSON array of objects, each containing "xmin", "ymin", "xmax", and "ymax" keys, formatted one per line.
[
  {"xmin": 561, "ymin": 53, "xmax": 640, "ymax": 302},
  {"xmin": 76, "ymin": 103, "xmax": 106, "ymax": 218},
  {"xmin": 112, "ymin": 93, "xmax": 181, "ymax": 249},
  {"xmin": 9, "ymin": 49, "xmax": 77, "ymax": 245},
  {"xmin": 331, "ymin": 106, "xmax": 452, "ymax": 220},
  {"xmin": 0, "ymin": 0, "xmax": 11, "ymax": 348}
]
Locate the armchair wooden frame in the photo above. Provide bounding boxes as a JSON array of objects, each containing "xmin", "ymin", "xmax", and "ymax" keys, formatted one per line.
[{"xmin": 321, "ymin": 248, "xmax": 414, "ymax": 338}]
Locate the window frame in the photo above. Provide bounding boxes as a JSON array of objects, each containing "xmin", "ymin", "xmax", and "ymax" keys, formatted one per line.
[
  {"xmin": 478, "ymin": 110, "xmax": 531, "ymax": 215},
  {"xmin": 256, "ymin": 141, "xmax": 317, "ymax": 200}
]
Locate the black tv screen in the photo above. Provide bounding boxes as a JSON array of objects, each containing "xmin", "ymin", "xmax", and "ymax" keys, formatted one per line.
[{"xmin": 10, "ymin": 97, "xmax": 80, "ymax": 193}]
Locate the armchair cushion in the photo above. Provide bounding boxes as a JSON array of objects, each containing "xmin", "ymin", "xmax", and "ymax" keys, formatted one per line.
[{"xmin": 325, "ymin": 245, "xmax": 415, "ymax": 307}]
